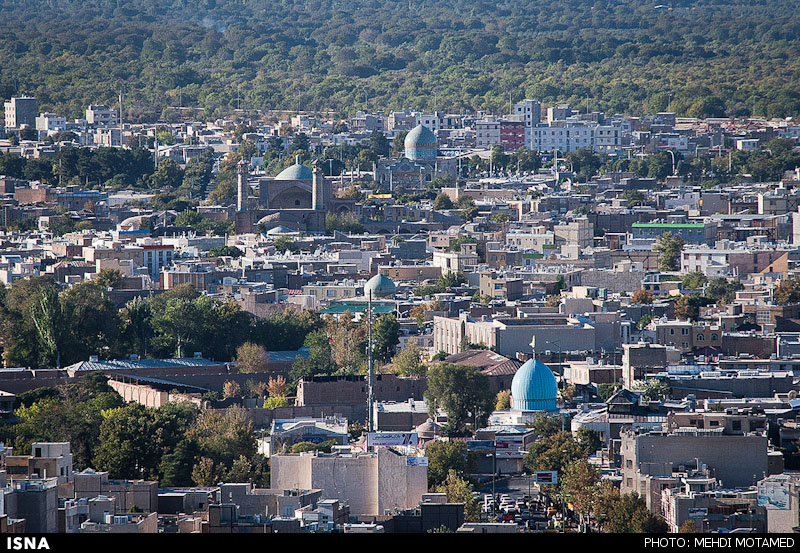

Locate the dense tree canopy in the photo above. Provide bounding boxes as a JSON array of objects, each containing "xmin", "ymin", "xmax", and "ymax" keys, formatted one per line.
[
  {"xmin": 0, "ymin": 279, "xmax": 323, "ymax": 368},
  {"xmin": 1, "ymin": 1, "xmax": 799, "ymax": 120}
]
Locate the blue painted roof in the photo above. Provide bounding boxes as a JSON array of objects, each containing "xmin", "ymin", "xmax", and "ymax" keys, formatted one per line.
[{"xmin": 511, "ymin": 358, "xmax": 558, "ymax": 412}]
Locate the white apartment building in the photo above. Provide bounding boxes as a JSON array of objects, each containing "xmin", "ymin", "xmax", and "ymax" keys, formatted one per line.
[
  {"xmin": 416, "ymin": 112, "xmax": 440, "ymax": 133},
  {"xmin": 475, "ymin": 120, "xmax": 501, "ymax": 148},
  {"xmin": 85, "ymin": 105, "xmax": 118, "ymax": 127},
  {"xmin": 505, "ymin": 231, "xmax": 556, "ymax": 253},
  {"xmin": 35, "ymin": 113, "xmax": 67, "ymax": 133},
  {"xmin": 531, "ymin": 122, "xmax": 594, "ymax": 152},
  {"xmin": 594, "ymin": 125, "xmax": 622, "ymax": 151}
]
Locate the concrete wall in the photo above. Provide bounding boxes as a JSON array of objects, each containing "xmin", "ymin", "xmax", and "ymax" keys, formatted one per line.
[
  {"xmin": 623, "ymin": 432, "xmax": 769, "ymax": 489},
  {"xmin": 270, "ymin": 448, "xmax": 426, "ymax": 516}
]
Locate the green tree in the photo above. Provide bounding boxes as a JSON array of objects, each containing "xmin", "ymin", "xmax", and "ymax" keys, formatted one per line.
[
  {"xmin": 433, "ymin": 193, "xmax": 453, "ymax": 210},
  {"xmin": 495, "ymin": 390, "xmax": 511, "ymax": 410},
  {"xmin": 425, "ymin": 363, "xmax": 494, "ymax": 431},
  {"xmin": 150, "ymin": 158, "xmax": 184, "ymax": 189},
  {"xmin": 561, "ymin": 459, "xmax": 600, "ymax": 524},
  {"xmin": 392, "ymin": 342, "xmax": 427, "ymax": 377},
  {"xmin": 682, "ymin": 271, "xmax": 707, "ymax": 290},
  {"xmin": 372, "ymin": 314, "xmax": 400, "ymax": 363},
  {"xmin": 289, "ymin": 328, "xmax": 336, "ymax": 382},
  {"xmin": 425, "ymin": 440, "xmax": 473, "ymax": 488},
  {"xmin": 236, "ymin": 342, "xmax": 267, "ymax": 373},
  {"xmin": 186, "ymin": 406, "xmax": 257, "ymax": 475},
  {"xmin": 654, "ymin": 232, "xmax": 685, "ymax": 271},
  {"xmin": 529, "ymin": 412, "xmax": 563, "ymax": 439},
  {"xmin": 208, "ymin": 245, "xmax": 244, "ymax": 258},
  {"xmin": 774, "ymin": 277, "xmax": 800, "ymax": 304},
  {"xmin": 5, "ymin": 375, "xmax": 123, "ymax": 470},
  {"xmin": 436, "ymin": 470, "xmax": 480, "ymax": 521},
  {"xmin": 705, "ymin": 277, "xmax": 741, "ymax": 305},
  {"xmin": 634, "ymin": 379, "xmax": 671, "ymax": 401},
  {"xmin": 605, "ymin": 492, "xmax": 669, "ymax": 533},
  {"xmin": 264, "ymin": 396, "xmax": 290, "ymax": 409},
  {"xmin": 325, "ymin": 212, "xmax": 364, "ymax": 234},
  {"xmin": 523, "ymin": 431, "xmax": 587, "ymax": 478},
  {"xmin": 673, "ymin": 295, "xmax": 699, "ymax": 321},
  {"xmin": 94, "ymin": 402, "xmax": 197, "ymax": 480}
]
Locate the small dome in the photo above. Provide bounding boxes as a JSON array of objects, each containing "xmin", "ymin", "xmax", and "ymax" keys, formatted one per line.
[
  {"xmin": 510, "ymin": 358, "xmax": 558, "ymax": 412},
  {"xmin": 416, "ymin": 418, "xmax": 441, "ymax": 440},
  {"xmin": 404, "ymin": 124, "xmax": 437, "ymax": 161},
  {"xmin": 364, "ymin": 274, "xmax": 396, "ymax": 298},
  {"xmin": 265, "ymin": 225, "xmax": 295, "ymax": 235}
]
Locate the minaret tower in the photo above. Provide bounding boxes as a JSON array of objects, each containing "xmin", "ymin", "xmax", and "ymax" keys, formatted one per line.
[
  {"xmin": 312, "ymin": 158, "xmax": 325, "ymax": 211},
  {"xmin": 237, "ymin": 158, "xmax": 249, "ymax": 211}
]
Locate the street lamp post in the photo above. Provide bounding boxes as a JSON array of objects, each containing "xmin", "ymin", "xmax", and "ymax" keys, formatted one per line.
[{"xmin": 544, "ymin": 339, "xmax": 562, "ymax": 376}]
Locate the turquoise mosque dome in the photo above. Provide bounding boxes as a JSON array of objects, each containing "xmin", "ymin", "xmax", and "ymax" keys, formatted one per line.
[
  {"xmin": 510, "ymin": 358, "xmax": 558, "ymax": 412},
  {"xmin": 364, "ymin": 274, "xmax": 397, "ymax": 298},
  {"xmin": 404, "ymin": 124, "xmax": 438, "ymax": 161},
  {"xmin": 275, "ymin": 155, "xmax": 313, "ymax": 180}
]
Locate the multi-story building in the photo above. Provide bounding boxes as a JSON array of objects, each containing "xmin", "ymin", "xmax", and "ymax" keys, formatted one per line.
[
  {"xmin": 499, "ymin": 120, "xmax": 524, "ymax": 152},
  {"xmin": 631, "ymin": 221, "xmax": 717, "ymax": 245},
  {"xmin": 35, "ymin": 113, "xmax": 67, "ymax": 134},
  {"xmin": 141, "ymin": 243, "xmax": 174, "ymax": 283},
  {"xmin": 85, "ymin": 105, "xmax": 118, "ymax": 127},
  {"xmin": 5, "ymin": 442, "xmax": 73, "ymax": 484},
  {"xmin": 662, "ymin": 481, "xmax": 764, "ymax": 533},
  {"xmin": 619, "ymin": 423, "xmax": 774, "ymax": 505},
  {"xmin": 478, "ymin": 271, "xmax": 523, "ymax": 301},
  {"xmin": 270, "ymin": 447, "xmax": 427, "ymax": 516},
  {"xmin": 162, "ymin": 261, "xmax": 216, "ymax": 291},
  {"xmin": 475, "ymin": 120, "xmax": 501, "ymax": 148},
  {"xmin": 681, "ymin": 243, "xmax": 796, "ymax": 277},
  {"xmin": 512, "ymin": 99, "xmax": 541, "ymax": 149},
  {"xmin": 433, "ymin": 313, "xmax": 597, "ymax": 358},
  {"xmin": 547, "ymin": 104, "xmax": 573, "ymax": 123},
  {"xmin": 3, "ymin": 478, "xmax": 59, "ymax": 533},
  {"xmin": 4, "ymin": 97, "xmax": 37, "ymax": 129}
]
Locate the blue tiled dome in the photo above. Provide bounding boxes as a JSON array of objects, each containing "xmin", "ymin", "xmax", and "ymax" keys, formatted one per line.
[
  {"xmin": 511, "ymin": 358, "xmax": 558, "ymax": 412},
  {"xmin": 275, "ymin": 159, "xmax": 313, "ymax": 180},
  {"xmin": 404, "ymin": 124, "xmax": 437, "ymax": 161},
  {"xmin": 364, "ymin": 274, "xmax": 397, "ymax": 298}
]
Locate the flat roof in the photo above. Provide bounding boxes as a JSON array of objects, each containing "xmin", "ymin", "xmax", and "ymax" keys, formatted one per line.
[{"xmin": 632, "ymin": 223, "xmax": 705, "ymax": 229}]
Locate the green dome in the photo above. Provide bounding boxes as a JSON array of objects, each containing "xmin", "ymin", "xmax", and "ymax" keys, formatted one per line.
[
  {"xmin": 275, "ymin": 162, "xmax": 313, "ymax": 181},
  {"xmin": 364, "ymin": 274, "xmax": 397, "ymax": 298}
]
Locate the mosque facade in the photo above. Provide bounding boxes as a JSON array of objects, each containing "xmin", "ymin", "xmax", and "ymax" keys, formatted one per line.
[
  {"xmin": 375, "ymin": 124, "xmax": 459, "ymax": 192},
  {"xmin": 233, "ymin": 156, "xmax": 356, "ymax": 234}
]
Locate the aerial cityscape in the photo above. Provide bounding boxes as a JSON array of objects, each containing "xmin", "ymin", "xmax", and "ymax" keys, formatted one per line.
[{"xmin": 0, "ymin": 0, "xmax": 800, "ymax": 540}]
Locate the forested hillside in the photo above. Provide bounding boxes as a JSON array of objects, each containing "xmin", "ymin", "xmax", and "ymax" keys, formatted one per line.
[{"xmin": 0, "ymin": 0, "xmax": 798, "ymax": 121}]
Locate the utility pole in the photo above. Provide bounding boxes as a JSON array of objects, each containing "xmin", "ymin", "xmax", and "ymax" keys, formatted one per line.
[{"xmin": 367, "ymin": 288, "xmax": 375, "ymax": 434}]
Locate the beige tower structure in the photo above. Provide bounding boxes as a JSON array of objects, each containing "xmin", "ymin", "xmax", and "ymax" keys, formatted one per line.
[
  {"xmin": 237, "ymin": 159, "xmax": 249, "ymax": 212},
  {"xmin": 312, "ymin": 159, "xmax": 326, "ymax": 211}
]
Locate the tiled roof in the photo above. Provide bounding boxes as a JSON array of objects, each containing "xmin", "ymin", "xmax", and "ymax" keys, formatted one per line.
[
  {"xmin": 64, "ymin": 357, "xmax": 225, "ymax": 372},
  {"xmin": 443, "ymin": 349, "xmax": 522, "ymax": 376}
]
